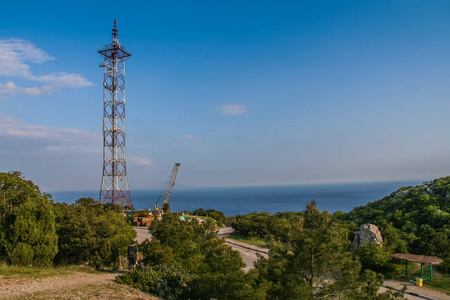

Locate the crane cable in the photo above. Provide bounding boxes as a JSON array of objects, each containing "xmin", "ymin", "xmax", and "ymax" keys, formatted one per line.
[{"xmin": 155, "ymin": 173, "xmax": 172, "ymax": 206}]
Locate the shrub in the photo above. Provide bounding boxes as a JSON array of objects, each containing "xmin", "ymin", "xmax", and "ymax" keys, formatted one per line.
[{"xmin": 116, "ymin": 263, "xmax": 191, "ymax": 299}]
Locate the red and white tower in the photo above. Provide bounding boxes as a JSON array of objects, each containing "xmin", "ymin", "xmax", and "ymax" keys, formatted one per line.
[{"xmin": 98, "ymin": 20, "xmax": 133, "ymax": 208}]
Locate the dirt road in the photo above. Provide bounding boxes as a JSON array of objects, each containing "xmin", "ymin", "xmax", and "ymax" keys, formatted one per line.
[{"xmin": 0, "ymin": 271, "xmax": 158, "ymax": 299}]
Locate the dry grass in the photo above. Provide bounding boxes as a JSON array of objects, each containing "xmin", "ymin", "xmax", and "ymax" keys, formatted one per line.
[
  {"xmin": 7, "ymin": 281, "xmax": 159, "ymax": 300},
  {"xmin": 0, "ymin": 263, "xmax": 97, "ymax": 279},
  {"xmin": 0, "ymin": 264, "xmax": 160, "ymax": 300}
]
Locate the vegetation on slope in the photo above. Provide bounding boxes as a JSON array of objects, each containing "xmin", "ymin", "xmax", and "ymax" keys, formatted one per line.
[
  {"xmin": 230, "ymin": 177, "xmax": 450, "ymax": 296},
  {"xmin": 118, "ymin": 205, "xmax": 260, "ymax": 299},
  {"xmin": 343, "ymin": 176, "xmax": 450, "ymax": 271},
  {"xmin": 118, "ymin": 202, "xmax": 406, "ymax": 299}
]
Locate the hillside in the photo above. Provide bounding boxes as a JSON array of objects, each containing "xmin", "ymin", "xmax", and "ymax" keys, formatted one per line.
[{"xmin": 344, "ymin": 176, "xmax": 450, "ymax": 270}]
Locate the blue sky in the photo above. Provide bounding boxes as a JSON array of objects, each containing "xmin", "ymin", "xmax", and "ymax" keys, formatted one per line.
[{"xmin": 1, "ymin": 1, "xmax": 450, "ymax": 192}]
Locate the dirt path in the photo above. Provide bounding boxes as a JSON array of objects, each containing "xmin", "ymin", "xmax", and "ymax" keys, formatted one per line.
[{"xmin": 0, "ymin": 271, "xmax": 158, "ymax": 299}]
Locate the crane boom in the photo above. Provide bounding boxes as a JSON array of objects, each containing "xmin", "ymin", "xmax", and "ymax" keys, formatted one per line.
[{"xmin": 163, "ymin": 163, "xmax": 181, "ymax": 204}]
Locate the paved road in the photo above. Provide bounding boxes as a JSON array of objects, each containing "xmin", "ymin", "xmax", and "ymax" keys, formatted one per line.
[
  {"xmin": 225, "ymin": 239, "xmax": 268, "ymax": 272},
  {"xmin": 380, "ymin": 279, "xmax": 450, "ymax": 300},
  {"xmin": 218, "ymin": 227, "xmax": 268, "ymax": 272},
  {"xmin": 133, "ymin": 226, "xmax": 152, "ymax": 243}
]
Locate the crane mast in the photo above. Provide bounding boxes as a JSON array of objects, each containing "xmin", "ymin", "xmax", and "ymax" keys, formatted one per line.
[
  {"xmin": 155, "ymin": 163, "xmax": 181, "ymax": 211},
  {"xmin": 164, "ymin": 163, "xmax": 181, "ymax": 204}
]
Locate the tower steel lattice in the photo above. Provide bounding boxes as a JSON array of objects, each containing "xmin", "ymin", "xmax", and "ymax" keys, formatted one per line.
[{"xmin": 98, "ymin": 20, "xmax": 133, "ymax": 208}]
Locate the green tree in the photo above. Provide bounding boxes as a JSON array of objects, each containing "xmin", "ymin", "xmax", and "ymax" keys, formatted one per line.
[
  {"xmin": 193, "ymin": 208, "xmax": 206, "ymax": 216},
  {"xmin": 289, "ymin": 200, "xmax": 361, "ymax": 296},
  {"xmin": 54, "ymin": 198, "xmax": 136, "ymax": 268},
  {"xmin": 232, "ymin": 211, "xmax": 296, "ymax": 241},
  {"xmin": 0, "ymin": 171, "xmax": 58, "ymax": 266},
  {"xmin": 354, "ymin": 242, "xmax": 392, "ymax": 274},
  {"xmin": 253, "ymin": 201, "xmax": 405, "ymax": 299},
  {"xmin": 134, "ymin": 211, "xmax": 261, "ymax": 299},
  {"xmin": 140, "ymin": 238, "xmax": 174, "ymax": 266},
  {"xmin": 206, "ymin": 209, "xmax": 226, "ymax": 226},
  {"xmin": 254, "ymin": 200, "xmax": 363, "ymax": 299}
]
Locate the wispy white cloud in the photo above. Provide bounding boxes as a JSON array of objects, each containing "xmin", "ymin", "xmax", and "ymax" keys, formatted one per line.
[
  {"xmin": 0, "ymin": 114, "xmax": 100, "ymax": 152},
  {"xmin": 220, "ymin": 104, "xmax": 247, "ymax": 116},
  {"xmin": 0, "ymin": 81, "xmax": 19, "ymax": 95},
  {"xmin": 181, "ymin": 134, "xmax": 201, "ymax": 142},
  {"xmin": 0, "ymin": 39, "xmax": 93, "ymax": 96},
  {"xmin": 37, "ymin": 73, "xmax": 93, "ymax": 87},
  {"xmin": 0, "ymin": 39, "xmax": 53, "ymax": 79},
  {"xmin": 22, "ymin": 86, "xmax": 53, "ymax": 96},
  {"xmin": 128, "ymin": 157, "xmax": 152, "ymax": 166},
  {"xmin": 22, "ymin": 72, "xmax": 93, "ymax": 96}
]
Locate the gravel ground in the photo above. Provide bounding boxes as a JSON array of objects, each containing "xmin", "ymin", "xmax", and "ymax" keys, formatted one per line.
[{"xmin": 0, "ymin": 272, "xmax": 159, "ymax": 300}]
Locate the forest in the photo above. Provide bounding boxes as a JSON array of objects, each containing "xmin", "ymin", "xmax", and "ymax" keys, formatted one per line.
[{"xmin": 2, "ymin": 170, "xmax": 449, "ymax": 299}]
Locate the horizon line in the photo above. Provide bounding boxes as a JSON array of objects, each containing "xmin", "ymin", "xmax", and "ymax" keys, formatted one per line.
[{"xmin": 47, "ymin": 178, "xmax": 429, "ymax": 193}]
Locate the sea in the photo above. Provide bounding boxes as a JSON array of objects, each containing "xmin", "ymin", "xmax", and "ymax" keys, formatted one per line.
[{"xmin": 49, "ymin": 181, "xmax": 422, "ymax": 217}]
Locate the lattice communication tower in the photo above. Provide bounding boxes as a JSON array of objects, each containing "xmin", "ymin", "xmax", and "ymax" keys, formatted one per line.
[{"xmin": 98, "ymin": 20, "xmax": 133, "ymax": 208}]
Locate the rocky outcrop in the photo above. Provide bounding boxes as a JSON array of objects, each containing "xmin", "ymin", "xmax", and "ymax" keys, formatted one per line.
[
  {"xmin": 350, "ymin": 223, "xmax": 383, "ymax": 251},
  {"xmin": 396, "ymin": 187, "xmax": 412, "ymax": 197}
]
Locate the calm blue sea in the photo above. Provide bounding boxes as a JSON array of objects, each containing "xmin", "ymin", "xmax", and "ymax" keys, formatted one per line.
[{"xmin": 49, "ymin": 181, "xmax": 422, "ymax": 217}]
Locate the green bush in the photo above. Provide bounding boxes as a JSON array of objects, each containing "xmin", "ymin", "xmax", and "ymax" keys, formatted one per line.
[
  {"xmin": 117, "ymin": 263, "xmax": 191, "ymax": 299},
  {"xmin": 438, "ymin": 257, "xmax": 450, "ymax": 272},
  {"xmin": 206, "ymin": 209, "xmax": 226, "ymax": 226},
  {"xmin": 354, "ymin": 242, "xmax": 394, "ymax": 274},
  {"xmin": 8, "ymin": 243, "xmax": 33, "ymax": 266}
]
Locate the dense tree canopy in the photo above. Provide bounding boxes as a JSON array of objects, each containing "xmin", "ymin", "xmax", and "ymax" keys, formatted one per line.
[
  {"xmin": 107, "ymin": 177, "xmax": 450, "ymax": 297},
  {"xmin": 119, "ymin": 201, "xmax": 407, "ymax": 299},
  {"xmin": 232, "ymin": 211, "xmax": 302, "ymax": 241},
  {"xmin": 251, "ymin": 200, "xmax": 367, "ymax": 299},
  {"xmin": 0, "ymin": 171, "xmax": 58, "ymax": 266},
  {"xmin": 190, "ymin": 208, "xmax": 227, "ymax": 226},
  {"xmin": 119, "ymin": 212, "xmax": 261, "ymax": 299},
  {"xmin": 53, "ymin": 198, "xmax": 136, "ymax": 268}
]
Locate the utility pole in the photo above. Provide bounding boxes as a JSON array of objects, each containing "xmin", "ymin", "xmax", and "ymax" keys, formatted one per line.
[{"xmin": 98, "ymin": 20, "xmax": 133, "ymax": 208}]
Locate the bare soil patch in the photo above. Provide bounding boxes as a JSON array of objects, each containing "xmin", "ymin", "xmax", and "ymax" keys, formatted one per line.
[{"xmin": 0, "ymin": 271, "xmax": 159, "ymax": 300}]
